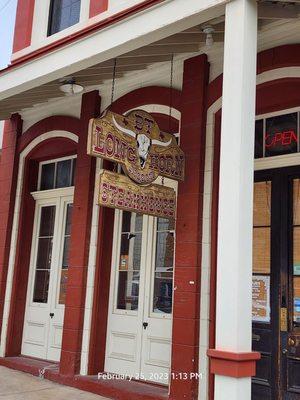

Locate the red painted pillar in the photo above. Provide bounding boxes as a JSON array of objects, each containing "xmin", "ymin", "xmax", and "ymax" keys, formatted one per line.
[
  {"xmin": 170, "ymin": 55, "xmax": 209, "ymax": 400},
  {"xmin": 0, "ymin": 115, "xmax": 22, "ymax": 340},
  {"xmin": 12, "ymin": 0, "xmax": 35, "ymax": 54},
  {"xmin": 89, "ymin": 0, "xmax": 109, "ymax": 18},
  {"xmin": 60, "ymin": 91, "xmax": 101, "ymax": 376}
]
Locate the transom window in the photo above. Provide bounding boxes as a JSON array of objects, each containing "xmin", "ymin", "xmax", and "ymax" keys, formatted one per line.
[
  {"xmin": 255, "ymin": 112, "xmax": 299, "ymax": 159},
  {"xmin": 39, "ymin": 157, "xmax": 76, "ymax": 191},
  {"xmin": 48, "ymin": 0, "xmax": 81, "ymax": 36}
]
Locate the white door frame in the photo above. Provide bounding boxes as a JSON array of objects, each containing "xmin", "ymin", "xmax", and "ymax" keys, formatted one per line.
[{"xmin": 22, "ymin": 186, "xmax": 74, "ymax": 361}]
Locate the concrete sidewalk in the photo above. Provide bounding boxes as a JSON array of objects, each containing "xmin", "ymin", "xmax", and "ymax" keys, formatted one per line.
[{"xmin": 0, "ymin": 366, "xmax": 109, "ymax": 399}]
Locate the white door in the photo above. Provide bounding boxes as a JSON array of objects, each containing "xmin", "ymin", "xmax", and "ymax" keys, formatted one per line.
[
  {"xmin": 22, "ymin": 188, "xmax": 73, "ymax": 361},
  {"xmin": 105, "ymin": 179, "xmax": 176, "ymax": 384}
]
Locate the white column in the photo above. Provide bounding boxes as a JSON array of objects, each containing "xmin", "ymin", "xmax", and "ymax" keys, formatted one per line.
[{"xmin": 214, "ymin": 0, "xmax": 257, "ymax": 399}]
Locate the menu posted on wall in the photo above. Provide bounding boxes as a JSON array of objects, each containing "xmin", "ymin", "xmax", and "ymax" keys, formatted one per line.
[{"xmin": 252, "ymin": 275, "xmax": 270, "ymax": 323}]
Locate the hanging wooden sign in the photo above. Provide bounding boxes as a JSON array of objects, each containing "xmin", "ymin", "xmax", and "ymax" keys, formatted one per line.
[
  {"xmin": 98, "ymin": 170, "xmax": 176, "ymax": 219},
  {"xmin": 88, "ymin": 109, "xmax": 184, "ymax": 185}
]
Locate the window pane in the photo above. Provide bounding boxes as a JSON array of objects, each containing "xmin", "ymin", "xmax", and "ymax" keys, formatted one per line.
[
  {"xmin": 48, "ymin": 0, "xmax": 81, "ymax": 36},
  {"xmin": 59, "ymin": 270, "xmax": 68, "ymax": 305},
  {"xmin": 40, "ymin": 163, "xmax": 55, "ymax": 191},
  {"xmin": 294, "ymin": 179, "xmax": 300, "ymax": 225},
  {"xmin": 33, "ymin": 206, "xmax": 55, "ymax": 303},
  {"xmin": 33, "ymin": 270, "xmax": 50, "ymax": 303},
  {"xmin": 62, "ymin": 237, "xmax": 70, "ymax": 268},
  {"xmin": 252, "ymin": 275, "xmax": 271, "ymax": 323},
  {"xmin": 36, "ymin": 238, "xmax": 53, "ymax": 270},
  {"xmin": 253, "ymin": 181, "xmax": 271, "ymax": 227},
  {"xmin": 153, "ymin": 272, "xmax": 173, "ymax": 314},
  {"xmin": 155, "ymin": 232, "xmax": 174, "ymax": 272},
  {"xmin": 65, "ymin": 203, "xmax": 73, "ymax": 236},
  {"xmin": 253, "ymin": 228, "xmax": 270, "ymax": 274},
  {"xmin": 117, "ymin": 271, "xmax": 140, "ymax": 311},
  {"xmin": 117, "ymin": 213, "xmax": 143, "ymax": 311},
  {"xmin": 265, "ymin": 112, "xmax": 298, "ymax": 157},
  {"xmin": 153, "ymin": 217, "xmax": 175, "ymax": 314},
  {"xmin": 55, "ymin": 159, "xmax": 72, "ymax": 188},
  {"xmin": 255, "ymin": 119, "xmax": 264, "ymax": 159},
  {"xmin": 59, "ymin": 204, "xmax": 73, "ymax": 305},
  {"xmin": 294, "ymin": 276, "xmax": 300, "ymax": 326},
  {"xmin": 39, "ymin": 206, "xmax": 56, "ymax": 237},
  {"xmin": 71, "ymin": 158, "xmax": 76, "ymax": 186},
  {"xmin": 252, "ymin": 181, "xmax": 271, "ymax": 324}
]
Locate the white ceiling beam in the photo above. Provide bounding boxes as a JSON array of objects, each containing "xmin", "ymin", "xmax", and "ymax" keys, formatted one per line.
[{"xmin": 258, "ymin": 3, "xmax": 300, "ymax": 19}]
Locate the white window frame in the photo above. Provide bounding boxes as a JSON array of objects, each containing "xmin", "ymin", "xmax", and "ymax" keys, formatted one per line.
[
  {"xmin": 30, "ymin": 0, "xmax": 90, "ymax": 48},
  {"xmin": 37, "ymin": 155, "xmax": 77, "ymax": 191}
]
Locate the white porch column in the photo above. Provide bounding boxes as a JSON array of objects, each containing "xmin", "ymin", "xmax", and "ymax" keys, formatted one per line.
[{"xmin": 214, "ymin": 0, "xmax": 258, "ymax": 399}]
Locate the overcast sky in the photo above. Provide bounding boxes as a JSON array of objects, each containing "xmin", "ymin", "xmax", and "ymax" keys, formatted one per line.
[{"xmin": 0, "ymin": 0, "xmax": 17, "ymax": 147}]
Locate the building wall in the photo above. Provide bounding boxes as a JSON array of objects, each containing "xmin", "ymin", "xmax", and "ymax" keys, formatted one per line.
[
  {"xmin": 0, "ymin": 121, "xmax": 3, "ymax": 148},
  {"xmin": 11, "ymin": 0, "xmax": 159, "ymax": 60}
]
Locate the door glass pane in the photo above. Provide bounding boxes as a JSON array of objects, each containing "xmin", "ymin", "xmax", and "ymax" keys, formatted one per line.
[
  {"xmin": 153, "ymin": 218, "xmax": 175, "ymax": 314},
  {"xmin": 58, "ymin": 204, "xmax": 73, "ymax": 305},
  {"xmin": 293, "ymin": 180, "xmax": 300, "ymax": 326},
  {"xmin": 252, "ymin": 181, "xmax": 271, "ymax": 323},
  {"xmin": 33, "ymin": 206, "xmax": 56, "ymax": 303},
  {"xmin": 117, "ymin": 212, "xmax": 143, "ymax": 311}
]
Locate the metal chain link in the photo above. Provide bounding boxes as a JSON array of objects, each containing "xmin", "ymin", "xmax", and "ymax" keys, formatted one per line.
[
  {"xmin": 111, "ymin": 58, "xmax": 117, "ymax": 106},
  {"xmin": 169, "ymin": 54, "xmax": 174, "ymax": 131}
]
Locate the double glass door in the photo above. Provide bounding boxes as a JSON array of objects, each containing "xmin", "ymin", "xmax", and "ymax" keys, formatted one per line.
[
  {"xmin": 22, "ymin": 189, "xmax": 73, "ymax": 361},
  {"xmin": 105, "ymin": 210, "xmax": 175, "ymax": 384},
  {"xmin": 252, "ymin": 167, "xmax": 300, "ymax": 400}
]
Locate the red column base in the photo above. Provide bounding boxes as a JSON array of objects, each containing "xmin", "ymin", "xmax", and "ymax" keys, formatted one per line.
[{"xmin": 207, "ymin": 349, "xmax": 261, "ymax": 378}]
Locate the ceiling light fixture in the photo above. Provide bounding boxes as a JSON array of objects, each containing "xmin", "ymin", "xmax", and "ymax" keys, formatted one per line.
[
  {"xmin": 59, "ymin": 78, "xmax": 84, "ymax": 95},
  {"xmin": 202, "ymin": 25, "xmax": 215, "ymax": 47}
]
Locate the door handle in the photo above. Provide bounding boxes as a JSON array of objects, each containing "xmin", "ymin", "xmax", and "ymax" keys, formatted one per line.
[
  {"xmin": 143, "ymin": 322, "xmax": 148, "ymax": 330},
  {"xmin": 49, "ymin": 313, "xmax": 54, "ymax": 319},
  {"xmin": 282, "ymin": 348, "xmax": 288, "ymax": 354},
  {"xmin": 288, "ymin": 337, "xmax": 296, "ymax": 347}
]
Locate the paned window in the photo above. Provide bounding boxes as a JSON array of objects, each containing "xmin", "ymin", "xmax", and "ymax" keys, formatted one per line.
[
  {"xmin": 48, "ymin": 0, "xmax": 81, "ymax": 36},
  {"xmin": 39, "ymin": 158, "xmax": 76, "ymax": 191}
]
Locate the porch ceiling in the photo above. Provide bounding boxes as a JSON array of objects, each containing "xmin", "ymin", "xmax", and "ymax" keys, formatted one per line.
[{"xmin": 0, "ymin": 1, "xmax": 299, "ymax": 120}]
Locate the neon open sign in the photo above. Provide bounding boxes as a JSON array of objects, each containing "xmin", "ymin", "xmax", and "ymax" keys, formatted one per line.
[
  {"xmin": 255, "ymin": 112, "xmax": 299, "ymax": 158},
  {"xmin": 265, "ymin": 130, "xmax": 298, "ymax": 148}
]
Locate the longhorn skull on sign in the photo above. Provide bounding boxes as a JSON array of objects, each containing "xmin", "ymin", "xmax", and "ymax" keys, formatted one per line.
[
  {"xmin": 112, "ymin": 115, "xmax": 172, "ymax": 169},
  {"xmin": 87, "ymin": 109, "xmax": 185, "ymax": 185}
]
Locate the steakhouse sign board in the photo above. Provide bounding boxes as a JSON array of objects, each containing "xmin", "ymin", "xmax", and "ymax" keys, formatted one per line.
[
  {"xmin": 87, "ymin": 109, "xmax": 184, "ymax": 219},
  {"xmin": 98, "ymin": 170, "xmax": 176, "ymax": 219},
  {"xmin": 88, "ymin": 109, "xmax": 184, "ymax": 185}
]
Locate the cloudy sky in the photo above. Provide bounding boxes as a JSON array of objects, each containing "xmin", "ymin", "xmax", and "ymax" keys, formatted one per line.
[
  {"xmin": 0, "ymin": 0, "xmax": 17, "ymax": 69},
  {"xmin": 0, "ymin": 0, "xmax": 17, "ymax": 147}
]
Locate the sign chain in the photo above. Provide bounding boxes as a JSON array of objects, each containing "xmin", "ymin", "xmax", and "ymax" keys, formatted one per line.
[
  {"xmin": 111, "ymin": 58, "xmax": 117, "ymax": 106},
  {"xmin": 169, "ymin": 54, "xmax": 174, "ymax": 132}
]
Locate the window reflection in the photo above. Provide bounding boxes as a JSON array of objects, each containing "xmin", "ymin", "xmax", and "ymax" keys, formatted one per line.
[
  {"xmin": 33, "ymin": 206, "xmax": 56, "ymax": 303},
  {"xmin": 58, "ymin": 204, "xmax": 73, "ymax": 305},
  {"xmin": 293, "ymin": 180, "xmax": 300, "ymax": 326},
  {"xmin": 153, "ymin": 218, "xmax": 175, "ymax": 314},
  {"xmin": 48, "ymin": 0, "xmax": 81, "ymax": 36},
  {"xmin": 117, "ymin": 212, "xmax": 143, "ymax": 311}
]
